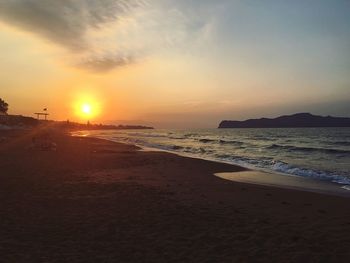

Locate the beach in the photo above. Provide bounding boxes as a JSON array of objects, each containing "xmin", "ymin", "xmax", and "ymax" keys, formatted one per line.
[{"xmin": 1, "ymin": 128, "xmax": 350, "ymax": 262}]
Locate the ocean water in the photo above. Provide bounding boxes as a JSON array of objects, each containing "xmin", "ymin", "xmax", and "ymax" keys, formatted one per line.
[{"xmin": 73, "ymin": 128, "xmax": 350, "ymax": 190}]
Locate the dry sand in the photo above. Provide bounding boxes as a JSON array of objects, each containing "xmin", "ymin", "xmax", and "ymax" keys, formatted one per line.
[{"xmin": 0, "ymin": 128, "xmax": 350, "ymax": 262}]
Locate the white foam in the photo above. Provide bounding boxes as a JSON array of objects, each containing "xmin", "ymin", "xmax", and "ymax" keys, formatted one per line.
[{"xmin": 341, "ymin": 185, "xmax": 350, "ymax": 191}]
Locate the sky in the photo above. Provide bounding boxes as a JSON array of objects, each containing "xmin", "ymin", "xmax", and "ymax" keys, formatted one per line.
[{"xmin": 0, "ymin": 0, "xmax": 349, "ymax": 128}]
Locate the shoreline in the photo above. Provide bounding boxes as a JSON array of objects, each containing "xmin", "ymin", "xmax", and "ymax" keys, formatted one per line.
[
  {"xmin": 216, "ymin": 171, "xmax": 350, "ymax": 198},
  {"xmin": 1, "ymin": 128, "xmax": 350, "ymax": 262},
  {"xmin": 74, "ymin": 131, "xmax": 350, "ymax": 198}
]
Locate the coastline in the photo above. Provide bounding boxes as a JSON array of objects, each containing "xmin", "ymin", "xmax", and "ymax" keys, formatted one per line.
[
  {"xmin": 1, "ymin": 128, "xmax": 350, "ymax": 262},
  {"xmin": 73, "ymin": 128, "xmax": 350, "ymax": 192},
  {"xmin": 75, "ymin": 130, "xmax": 350, "ymax": 198}
]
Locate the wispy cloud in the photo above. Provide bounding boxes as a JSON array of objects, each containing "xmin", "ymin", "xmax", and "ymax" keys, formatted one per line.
[
  {"xmin": 77, "ymin": 54, "xmax": 133, "ymax": 72},
  {"xmin": 0, "ymin": 0, "xmax": 216, "ymax": 72},
  {"xmin": 0, "ymin": 0, "xmax": 145, "ymax": 71},
  {"xmin": 0, "ymin": 0, "xmax": 143, "ymax": 50}
]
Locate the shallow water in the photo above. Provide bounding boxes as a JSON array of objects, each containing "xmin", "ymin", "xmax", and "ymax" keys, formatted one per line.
[{"xmin": 73, "ymin": 127, "xmax": 350, "ymax": 191}]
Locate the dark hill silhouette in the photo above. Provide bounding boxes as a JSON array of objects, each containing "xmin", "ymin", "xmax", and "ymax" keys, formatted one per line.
[
  {"xmin": 218, "ymin": 113, "xmax": 350, "ymax": 128},
  {"xmin": 0, "ymin": 114, "xmax": 153, "ymax": 130},
  {"xmin": 56, "ymin": 121, "xmax": 153, "ymax": 130}
]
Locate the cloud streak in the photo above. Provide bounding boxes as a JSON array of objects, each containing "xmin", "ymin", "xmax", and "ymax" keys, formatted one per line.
[
  {"xmin": 0, "ymin": 0, "xmax": 215, "ymax": 72},
  {"xmin": 0, "ymin": 0, "xmax": 146, "ymax": 71},
  {"xmin": 0, "ymin": 0, "xmax": 144, "ymax": 50},
  {"xmin": 77, "ymin": 54, "xmax": 134, "ymax": 72}
]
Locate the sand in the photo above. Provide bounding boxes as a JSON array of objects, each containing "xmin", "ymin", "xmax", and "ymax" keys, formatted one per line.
[
  {"xmin": 215, "ymin": 171, "xmax": 350, "ymax": 197},
  {"xmin": 0, "ymin": 127, "xmax": 350, "ymax": 262}
]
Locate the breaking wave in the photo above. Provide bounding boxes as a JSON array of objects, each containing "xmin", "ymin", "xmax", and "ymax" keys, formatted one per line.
[{"xmin": 267, "ymin": 144, "xmax": 350, "ymax": 155}]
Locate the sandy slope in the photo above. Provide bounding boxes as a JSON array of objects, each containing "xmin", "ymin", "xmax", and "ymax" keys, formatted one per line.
[{"xmin": 0, "ymin": 128, "xmax": 350, "ymax": 262}]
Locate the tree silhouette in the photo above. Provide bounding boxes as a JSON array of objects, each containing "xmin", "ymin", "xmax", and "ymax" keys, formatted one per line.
[{"xmin": 0, "ymin": 98, "xmax": 9, "ymax": 114}]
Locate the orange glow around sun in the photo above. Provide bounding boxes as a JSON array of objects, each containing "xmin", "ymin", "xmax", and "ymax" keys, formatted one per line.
[{"xmin": 73, "ymin": 92, "xmax": 102, "ymax": 121}]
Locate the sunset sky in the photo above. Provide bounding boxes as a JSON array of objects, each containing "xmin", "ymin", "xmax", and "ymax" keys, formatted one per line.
[{"xmin": 0, "ymin": 0, "xmax": 349, "ymax": 128}]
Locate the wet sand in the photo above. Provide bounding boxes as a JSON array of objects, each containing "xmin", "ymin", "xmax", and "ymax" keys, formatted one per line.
[
  {"xmin": 215, "ymin": 171, "xmax": 350, "ymax": 197},
  {"xmin": 1, "ymin": 128, "xmax": 350, "ymax": 262}
]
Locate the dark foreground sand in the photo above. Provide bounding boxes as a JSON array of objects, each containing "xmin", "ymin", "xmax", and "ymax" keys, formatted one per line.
[{"xmin": 0, "ymin": 128, "xmax": 350, "ymax": 262}]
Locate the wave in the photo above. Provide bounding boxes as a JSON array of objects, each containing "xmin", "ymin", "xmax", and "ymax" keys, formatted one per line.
[
  {"xmin": 171, "ymin": 145, "xmax": 184, "ymax": 150},
  {"xmin": 332, "ymin": 141, "xmax": 350, "ymax": 146},
  {"xmin": 128, "ymin": 132, "xmax": 168, "ymax": 138},
  {"xmin": 267, "ymin": 144, "xmax": 350, "ymax": 155},
  {"xmin": 341, "ymin": 185, "xmax": 350, "ymax": 191},
  {"xmin": 183, "ymin": 147, "xmax": 210, "ymax": 154},
  {"xmin": 197, "ymin": 138, "xmax": 245, "ymax": 146},
  {"xmin": 270, "ymin": 161, "xmax": 350, "ymax": 185},
  {"xmin": 183, "ymin": 133, "xmax": 199, "ymax": 138},
  {"xmin": 251, "ymin": 136, "xmax": 275, "ymax": 141},
  {"xmin": 169, "ymin": 136, "xmax": 186, "ymax": 140},
  {"xmin": 219, "ymin": 139, "xmax": 244, "ymax": 146},
  {"xmin": 199, "ymin": 138, "xmax": 216, "ymax": 143},
  {"xmin": 128, "ymin": 141, "xmax": 211, "ymax": 155},
  {"xmin": 214, "ymin": 154, "xmax": 350, "ymax": 186}
]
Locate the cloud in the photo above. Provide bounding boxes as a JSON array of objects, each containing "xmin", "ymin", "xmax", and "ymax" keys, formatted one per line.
[
  {"xmin": 0, "ymin": 0, "xmax": 145, "ymax": 71},
  {"xmin": 77, "ymin": 54, "xmax": 133, "ymax": 72},
  {"xmin": 0, "ymin": 0, "xmax": 215, "ymax": 72},
  {"xmin": 0, "ymin": 0, "xmax": 144, "ymax": 50}
]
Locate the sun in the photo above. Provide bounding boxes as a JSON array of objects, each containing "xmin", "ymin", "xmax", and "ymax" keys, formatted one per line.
[
  {"xmin": 78, "ymin": 102, "xmax": 97, "ymax": 119},
  {"xmin": 72, "ymin": 89, "xmax": 103, "ymax": 121},
  {"xmin": 74, "ymin": 99, "xmax": 101, "ymax": 120},
  {"xmin": 81, "ymin": 103, "xmax": 92, "ymax": 115}
]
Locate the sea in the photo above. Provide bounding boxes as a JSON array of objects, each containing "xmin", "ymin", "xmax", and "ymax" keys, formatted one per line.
[{"xmin": 73, "ymin": 127, "xmax": 350, "ymax": 192}]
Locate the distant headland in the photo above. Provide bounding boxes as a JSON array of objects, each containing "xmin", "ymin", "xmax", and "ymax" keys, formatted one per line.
[
  {"xmin": 218, "ymin": 113, "xmax": 350, "ymax": 128},
  {"xmin": 0, "ymin": 114, "xmax": 153, "ymax": 130}
]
